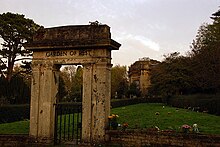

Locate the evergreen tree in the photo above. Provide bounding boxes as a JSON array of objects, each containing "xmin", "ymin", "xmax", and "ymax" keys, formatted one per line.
[
  {"xmin": 0, "ymin": 12, "xmax": 40, "ymax": 103},
  {"xmin": 0, "ymin": 12, "xmax": 40, "ymax": 82}
]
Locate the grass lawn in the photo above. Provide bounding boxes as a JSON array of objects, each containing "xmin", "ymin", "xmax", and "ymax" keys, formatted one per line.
[
  {"xmin": 0, "ymin": 120, "xmax": 29, "ymax": 134},
  {"xmin": 111, "ymin": 103, "xmax": 220, "ymax": 134},
  {"xmin": 0, "ymin": 103, "xmax": 219, "ymax": 135}
]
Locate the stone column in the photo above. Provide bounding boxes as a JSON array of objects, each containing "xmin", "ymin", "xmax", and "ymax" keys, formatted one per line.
[
  {"xmin": 81, "ymin": 62, "xmax": 111, "ymax": 145},
  {"xmin": 91, "ymin": 62, "xmax": 111, "ymax": 144},
  {"xmin": 82, "ymin": 63, "xmax": 92, "ymax": 143},
  {"xmin": 29, "ymin": 61, "xmax": 60, "ymax": 143}
]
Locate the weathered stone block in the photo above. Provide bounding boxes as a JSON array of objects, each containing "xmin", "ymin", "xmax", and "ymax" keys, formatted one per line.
[{"xmin": 25, "ymin": 25, "xmax": 120, "ymax": 50}]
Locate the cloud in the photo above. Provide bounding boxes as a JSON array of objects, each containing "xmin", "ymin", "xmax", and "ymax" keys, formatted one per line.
[
  {"xmin": 116, "ymin": 33, "xmax": 160, "ymax": 52},
  {"xmin": 111, "ymin": 33, "xmax": 162, "ymax": 66},
  {"xmin": 134, "ymin": 35, "xmax": 160, "ymax": 51}
]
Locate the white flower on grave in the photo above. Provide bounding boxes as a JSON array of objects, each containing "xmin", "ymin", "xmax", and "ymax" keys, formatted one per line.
[
  {"xmin": 193, "ymin": 124, "xmax": 199, "ymax": 133},
  {"xmin": 155, "ymin": 126, "xmax": 160, "ymax": 131}
]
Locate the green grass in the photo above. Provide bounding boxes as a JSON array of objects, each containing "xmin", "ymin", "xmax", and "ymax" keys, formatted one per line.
[
  {"xmin": 0, "ymin": 114, "xmax": 81, "ymax": 136},
  {"xmin": 56, "ymin": 113, "xmax": 82, "ymax": 138},
  {"xmin": 0, "ymin": 120, "xmax": 29, "ymax": 134},
  {"xmin": 0, "ymin": 103, "xmax": 220, "ymax": 135},
  {"xmin": 111, "ymin": 103, "xmax": 220, "ymax": 134}
]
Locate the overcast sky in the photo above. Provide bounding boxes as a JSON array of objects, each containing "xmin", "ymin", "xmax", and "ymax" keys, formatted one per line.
[{"xmin": 0, "ymin": 0, "xmax": 219, "ymax": 66}]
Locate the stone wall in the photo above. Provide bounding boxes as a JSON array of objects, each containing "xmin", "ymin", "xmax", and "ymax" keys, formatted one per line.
[
  {"xmin": 0, "ymin": 135, "xmax": 63, "ymax": 147},
  {"xmin": 0, "ymin": 135, "xmax": 37, "ymax": 147},
  {"xmin": 1, "ymin": 132, "xmax": 220, "ymax": 147},
  {"xmin": 106, "ymin": 130, "xmax": 220, "ymax": 147}
]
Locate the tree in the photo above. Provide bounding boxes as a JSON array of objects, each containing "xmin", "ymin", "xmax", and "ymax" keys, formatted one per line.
[
  {"xmin": 58, "ymin": 75, "xmax": 68, "ymax": 102},
  {"xmin": 0, "ymin": 64, "xmax": 31, "ymax": 104},
  {"xmin": 58, "ymin": 65, "xmax": 79, "ymax": 102},
  {"xmin": 70, "ymin": 66, "xmax": 83, "ymax": 102},
  {"xmin": 0, "ymin": 12, "xmax": 40, "ymax": 82},
  {"xmin": 190, "ymin": 9, "xmax": 220, "ymax": 93},
  {"xmin": 117, "ymin": 80, "xmax": 129, "ymax": 99},
  {"xmin": 149, "ymin": 52, "xmax": 193, "ymax": 97},
  {"xmin": 59, "ymin": 65, "xmax": 76, "ymax": 99},
  {"xmin": 111, "ymin": 65, "xmax": 128, "ymax": 99},
  {"xmin": 148, "ymin": 9, "xmax": 220, "ymax": 97},
  {"xmin": 127, "ymin": 82, "xmax": 141, "ymax": 98}
]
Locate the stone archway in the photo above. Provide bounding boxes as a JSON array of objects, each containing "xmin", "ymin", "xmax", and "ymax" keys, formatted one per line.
[{"xmin": 25, "ymin": 25, "xmax": 120, "ymax": 145}]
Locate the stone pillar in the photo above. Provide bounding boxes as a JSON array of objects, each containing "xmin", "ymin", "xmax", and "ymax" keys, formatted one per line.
[
  {"xmin": 81, "ymin": 62, "xmax": 111, "ymax": 145},
  {"xmin": 82, "ymin": 63, "xmax": 92, "ymax": 143},
  {"xmin": 29, "ymin": 61, "xmax": 60, "ymax": 143}
]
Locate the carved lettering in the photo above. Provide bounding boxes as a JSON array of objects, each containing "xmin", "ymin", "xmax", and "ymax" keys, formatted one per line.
[
  {"xmin": 79, "ymin": 50, "xmax": 91, "ymax": 56},
  {"xmin": 45, "ymin": 51, "xmax": 68, "ymax": 57},
  {"xmin": 44, "ymin": 50, "xmax": 91, "ymax": 58},
  {"xmin": 70, "ymin": 51, "xmax": 77, "ymax": 56},
  {"xmin": 79, "ymin": 50, "xmax": 87, "ymax": 56}
]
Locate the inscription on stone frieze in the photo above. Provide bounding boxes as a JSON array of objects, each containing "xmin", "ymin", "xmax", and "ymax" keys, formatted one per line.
[{"xmin": 45, "ymin": 50, "xmax": 90, "ymax": 57}]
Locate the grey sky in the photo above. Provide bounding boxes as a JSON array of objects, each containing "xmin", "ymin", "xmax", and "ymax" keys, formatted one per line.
[{"xmin": 0, "ymin": 0, "xmax": 219, "ymax": 66}]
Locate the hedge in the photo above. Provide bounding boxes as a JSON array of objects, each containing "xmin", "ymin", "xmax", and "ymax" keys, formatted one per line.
[
  {"xmin": 0, "ymin": 104, "xmax": 30, "ymax": 124},
  {"xmin": 0, "ymin": 98, "xmax": 162, "ymax": 124},
  {"xmin": 111, "ymin": 97, "xmax": 162, "ymax": 108},
  {"xmin": 169, "ymin": 94, "xmax": 220, "ymax": 115}
]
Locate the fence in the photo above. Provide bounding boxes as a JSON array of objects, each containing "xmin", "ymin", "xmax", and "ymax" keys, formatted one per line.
[{"xmin": 54, "ymin": 102, "xmax": 82, "ymax": 145}]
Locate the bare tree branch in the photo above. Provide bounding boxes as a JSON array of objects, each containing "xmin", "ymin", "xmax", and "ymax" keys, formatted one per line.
[{"xmin": 14, "ymin": 58, "xmax": 32, "ymax": 62}]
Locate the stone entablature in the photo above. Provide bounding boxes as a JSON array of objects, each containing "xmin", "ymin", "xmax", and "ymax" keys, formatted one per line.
[
  {"xmin": 25, "ymin": 25, "xmax": 120, "ymax": 50},
  {"xmin": 128, "ymin": 58, "xmax": 160, "ymax": 96}
]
